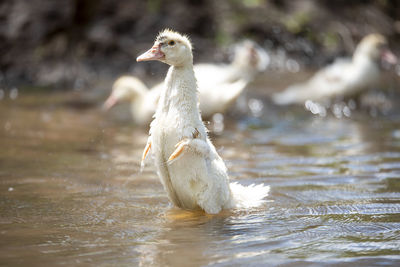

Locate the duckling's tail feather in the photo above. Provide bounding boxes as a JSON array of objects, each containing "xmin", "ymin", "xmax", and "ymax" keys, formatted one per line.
[{"xmin": 229, "ymin": 182, "xmax": 270, "ymax": 209}]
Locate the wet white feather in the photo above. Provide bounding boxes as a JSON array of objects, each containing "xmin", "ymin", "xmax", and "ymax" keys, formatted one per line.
[{"xmin": 272, "ymin": 34, "xmax": 387, "ymax": 105}]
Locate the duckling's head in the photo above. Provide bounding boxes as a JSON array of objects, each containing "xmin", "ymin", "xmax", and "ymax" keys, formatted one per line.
[
  {"xmin": 137, "ymin": 29, "xmax": 193, "ymax": 67},
  {"xmin": 103, "ymin": 76, "xmax": 147, "ymax": 110},
  {"xmin": 354, "ymin": 34, "xmax": 397, "ymax": 65},
  {"xmin": 232, "ymin": 40, "xmax": 269, "ymax": 73}
]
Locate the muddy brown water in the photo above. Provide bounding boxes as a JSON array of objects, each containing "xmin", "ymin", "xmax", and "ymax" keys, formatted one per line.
[{"xmin": 1, "ymin": 79, "xmax": 400, "ymax": 266}]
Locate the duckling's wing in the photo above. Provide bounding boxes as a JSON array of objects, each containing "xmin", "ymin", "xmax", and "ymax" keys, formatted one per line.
[
  {"xmin": 317, "ymin": 58, "xmax": 351, "ymax": 84},
  {"xmin": 198, "ymin": 79, "xmax": 247, "ymax": 117},
  {"xmin": 272, "ymin": 58, "xmax": 353, "ymax": 105},
  {"xmin": 194, "ymin": 63, "xmax": 232, "ymax": 85},
  {"xmin": 308, "ymin": 58, "xmax": 352, "ymax": 95}
]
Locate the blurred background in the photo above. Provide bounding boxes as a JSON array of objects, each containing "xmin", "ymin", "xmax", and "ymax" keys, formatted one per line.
[{"xmin": 2, "ymin": 0, "xmax": 400, "ymax": 90}]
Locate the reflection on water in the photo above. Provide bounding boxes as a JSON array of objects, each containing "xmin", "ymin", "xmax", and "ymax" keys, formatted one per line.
[{"xmin": 1, "ymin": 86, "xmax": 400, "ymax": 266}]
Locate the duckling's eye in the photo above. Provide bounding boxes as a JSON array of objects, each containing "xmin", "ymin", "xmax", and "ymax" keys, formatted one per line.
[{"xmin": 168, "ymin": 40, "xmax": 175, "ymax": 46}]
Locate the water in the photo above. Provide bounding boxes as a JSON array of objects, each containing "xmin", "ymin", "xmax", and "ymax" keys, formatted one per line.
[{"xmin": 1, "ymin": 84, "xmax": 400, "ymax": 266}]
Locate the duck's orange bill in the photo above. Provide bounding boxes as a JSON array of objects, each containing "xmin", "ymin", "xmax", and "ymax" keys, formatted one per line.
[
  {"xmin": 382, "ymin": 49, "xmax": 398, "ymax": 65},
  {"xmin": 103, "ymin": 94, "xmax": 117, "ymax": 110},
  {"xmin": 137, "ymin": 44, "xmax": 165, "ymax": 62}
]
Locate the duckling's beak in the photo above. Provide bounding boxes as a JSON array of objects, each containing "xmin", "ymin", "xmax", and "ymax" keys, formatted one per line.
[
  {"xmin": 381, "ymin": 49, "xmax": 398, "ymax": 65},
  {"xmin": 137, "ymin": 44, "xmax": 165, "ymax": 62},
  {"xmin": 103, "ymin": 94, "xmax": 118, "ymax": 111}
]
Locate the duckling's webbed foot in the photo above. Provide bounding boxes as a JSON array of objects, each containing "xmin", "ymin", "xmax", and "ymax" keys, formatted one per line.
[
  {"xmin": 167, "ymin": 128, "xmax": 209, "ymax": 164},
  {"xmin": 140, "ymin": 139, "xmax": 152, "ymax": 171},
  {"xmin": 167, "ymin": 139, "xmax": 190, "ymax": 163}
]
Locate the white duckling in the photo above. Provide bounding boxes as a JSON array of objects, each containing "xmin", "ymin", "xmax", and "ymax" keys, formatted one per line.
[
  {"xmin": 195, "ymin": 39, "xmax": 269, "ymax": 116},
  {"xmin": 137, "ymin": 29, "xmax": 269, "ymax": 214},
  {"xmin": 104, "ymin": 40, "xmax": 268, "ymax": 123},
  {"xmin": 272, "ymin": 34, "xmax": 397, "ymax": 105},
  {"xmin": 103, "ymin": 76, "xmax": 161, "ymax": 125},
  {"xmin": 194, "ymin": 39, "xmax": 269, "ymax": 84}
]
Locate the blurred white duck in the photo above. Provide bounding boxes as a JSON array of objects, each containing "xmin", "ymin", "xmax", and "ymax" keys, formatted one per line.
[
  {"xmin": 196, "ymin": 39, "xmax": 269, "ymax": 116},
  {"xmin": 195, "ymin": 39, "xmax": 269, "ymax": 84},
  {"xmin": 272, "ymin": 34, "xmax": 397, "ymax": 105},
  {"xmin": 104, "ymin": 40, "xmax": 268, "ymax": 123},
  {"xmin": 137, "ymin": 29, "xmax": 269, "ymax": 214},
  {"xmin": 103, "ymin": 76, "xmax": 160, "ymax": 125}
]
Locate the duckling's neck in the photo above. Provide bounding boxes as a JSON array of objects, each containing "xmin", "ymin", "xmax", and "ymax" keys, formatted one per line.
[
  {"xmin": 159, "ymin": 64, "xmax": 199, "ymax": 117},
  {"xmin": 353, "ymin": 47, "xmax": 376, "ymax": 66}
]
